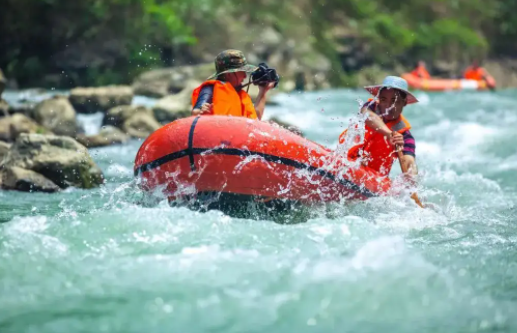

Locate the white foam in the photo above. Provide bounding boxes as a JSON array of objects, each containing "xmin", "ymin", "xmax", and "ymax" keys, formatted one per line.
[{"xmin": 76, "ymin": 112, "xmax": 104, "ymax": 135}]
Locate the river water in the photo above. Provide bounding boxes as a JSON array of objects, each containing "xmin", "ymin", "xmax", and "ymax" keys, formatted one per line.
[{"xmin": 1, "ymin": 88, "xmax": 516, "ymax": 332}]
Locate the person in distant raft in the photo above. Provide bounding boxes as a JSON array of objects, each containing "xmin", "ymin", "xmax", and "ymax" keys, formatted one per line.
[
  {"xmin": 191, "ymin": 49, "xmax": 277, "ymax": 120},
  {"xmin": 339, "ymin": 76, "xmax": 419, "ymax": 179},
  {"xmin": 463, "ymin": 60, "xmax": 496, "ymax": 89},
  {"xmin": 410, "ymin": 60, "xmax": 431, "ymax": 79}
]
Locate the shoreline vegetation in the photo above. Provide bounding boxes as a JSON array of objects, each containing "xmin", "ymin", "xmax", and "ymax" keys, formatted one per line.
[{"xmin": 2, "ymin": 0, "xmax": 517, "ymax": 91}]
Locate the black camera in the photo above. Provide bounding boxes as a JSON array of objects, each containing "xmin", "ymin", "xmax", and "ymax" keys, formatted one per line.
[{"xmin": 251, "ymin": 63, "xmax": 280, "ymax": 88}]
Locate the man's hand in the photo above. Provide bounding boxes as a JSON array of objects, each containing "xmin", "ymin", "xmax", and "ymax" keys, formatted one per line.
[
  {"xmin": 258, "ymin": 82, "xmax": 276, "ymax": 94},
  {"xmin": 192, "ymin": 103, "xmax": 213, "ymax": 116},
  {"xmin": 201, "ymin": 103, "xmax": 213, "ymax": 113},
  {"xmin": 389, "ymin": 131, "xmax": 404, "ymax": 147}
]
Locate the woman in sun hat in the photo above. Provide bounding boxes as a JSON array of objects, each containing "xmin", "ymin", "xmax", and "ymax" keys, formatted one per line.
[{"xmin": 339, "ymin": 76, "xmax": 420, "ymax": 180}]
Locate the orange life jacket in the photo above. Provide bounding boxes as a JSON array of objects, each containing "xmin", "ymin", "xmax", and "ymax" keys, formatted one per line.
[
  {"xmin": 463, "ymin": 67, "xmax": 486, "ymax": 81},
  {"xmin": 339, "ymin": 101, "xmax": 412, "ymax": 177},
  {"xmin": 411, "ymin": 65, "xmax": 430, "ymax": 79},
  {"xmin": 191, "ymin": 80, "xmax": 257, "ymax": 119}
]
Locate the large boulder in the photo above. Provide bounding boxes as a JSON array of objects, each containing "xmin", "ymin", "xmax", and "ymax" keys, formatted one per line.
[
  {"xmin": 69, "ymin": 85, "xmax": 133, "ymax": 114},
  {"xmin": 152, "ymin": 80, "xmax": 200, "ymax": 123},
  {"xmin": 103, "ymin": 105, "xmax": 160, "ymax": 138},
  {"xmin": 1, "ymin": 133, "xmax": 104, "ymax": 191},
  {"xmin": 32, "ymin": 96, "xmax": 78, "ymax": 137},
  {"xmin": 132, "ymin": 64, "xmax": 213, "ymax": 98},
  {"xmin": 76, "ymin": 126, "xmax": 129, "ymax": 148},
  {"xmin": 1, "ymin": 166, "xmax": 60, "ymax": 193},
  {"xmin": 0, "ymin": 114, "xmax": 51, "ymax": 142}
]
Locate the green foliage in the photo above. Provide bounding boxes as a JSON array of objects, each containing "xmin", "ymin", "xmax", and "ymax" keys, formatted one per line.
[
  {"xmin": 0, "ymin": 0, "xmax": 516, "ymax": 88},
  {"xmin": 361, "ymin": 14, "xmax": 416, "ymax": 56}
]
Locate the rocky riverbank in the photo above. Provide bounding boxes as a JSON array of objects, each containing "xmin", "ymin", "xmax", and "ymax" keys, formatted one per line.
[{"xmin": 0, "ymin": 68, "xmax": 303, "ymax": 193}]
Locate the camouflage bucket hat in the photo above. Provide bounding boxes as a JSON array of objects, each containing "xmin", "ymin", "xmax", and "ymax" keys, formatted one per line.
[{"xmin": 207, "ymin": 49, "xmax": 257, "ymax": 79}]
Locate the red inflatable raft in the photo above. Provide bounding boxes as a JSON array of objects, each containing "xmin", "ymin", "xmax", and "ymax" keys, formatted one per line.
[
  {"xmin": 401, "ymin": 73, "xmax": 496, "ymax": 91},
  {"xmin": 134, "ymin": 116, "xmax": 392, "ymax": 207}
]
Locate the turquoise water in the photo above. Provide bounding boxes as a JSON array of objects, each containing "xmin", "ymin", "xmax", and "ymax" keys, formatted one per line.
[{"xmin": 1, "ymin": 88, "xmax": 516, "ymax": 332}]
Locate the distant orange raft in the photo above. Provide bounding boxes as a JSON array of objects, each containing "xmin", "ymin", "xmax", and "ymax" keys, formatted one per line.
[
  {"xmin": 401, "ymin": 73, "xmax": 496, "ymax": 91},
  {"xmin": 133, "ymin": 116, "xmax": 392, "ymax": 206}
]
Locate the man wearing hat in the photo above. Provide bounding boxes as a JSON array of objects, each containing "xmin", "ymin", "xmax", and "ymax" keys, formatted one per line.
[
  {"xmin": 191, "ymin": 49, "xmax": 275, "ymax": 120},
  {"xmin": 339, "ymin": 76, "xmax": 419, "ymax": 179}
]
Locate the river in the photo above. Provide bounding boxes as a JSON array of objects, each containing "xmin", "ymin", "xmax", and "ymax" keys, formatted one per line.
[{"xmin": 1, "ymin": 88, "xmax": 516, "ymax": 332}]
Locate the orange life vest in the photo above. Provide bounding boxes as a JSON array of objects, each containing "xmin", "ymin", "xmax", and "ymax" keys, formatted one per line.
[
  {"xmin": 339, "ymin": 101, "xmax": 412, "ymax": 177},
  {"xmin": 463, "ymin": 67, "xmax": 486, "ymax": 81},
  {"xmin": 411, "ymin": 65, "xmax": 430, "ymax": 79},
  {"xmin": 191, "ymin": 80, "xmax": 257, "ymax": 119}
]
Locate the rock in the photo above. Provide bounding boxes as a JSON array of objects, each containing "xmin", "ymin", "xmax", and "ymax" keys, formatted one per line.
[
  {"xmin": 103, "ymin": 105, "xmax": 160, "ymax": 138},
  {"xmin": 0, "ymin": 69, "xmax": 6, "ymax": 97},
  {"xmin": 69, "ymin": 85, "xmax": 134, "ymax": 114},
  {"xmin": 268, "ymin": 117, "xmax": 303, "ymax": 136},
  {"xmin": 123, "ymin": 112, "xmax": 161, "ymax": 139},
  {"xmin": 484, "ymin": 59, "xmax": 517, "ymax": 89},
  {"xmin": 1, "ymin": 166, "xmax": 60, "ymax": 193},
  {"xmin": 357, "ymin": 65, "xmax": 391, "ymax": 87},
  {"xmin": 0, "ymin": 141, "xmax": 10, "ymax": 164},
  {"xmin": 2, "ymin": 133, "xmax": 104, "ymax": 190},
  {"xmin": 0, "ymin": 100, "xmax": 35, "ymax": 118},
  {"xmin": 152, "ymin": 80, "xmax": 200, "ymax": 123},
  {"xmin": 132, "ymin": 77, "xmax": 171, "ymax": 98},
  {"xmin": 251, "ymin": 27, "xmax": 284, "ymax": 59},
  {"xmin": 432, "ymin": 60, "xmax": 460, "ymax": 78},
  {"xmin": 132, "ymin": 64, "xmax": 213, "ymax": 98},
  {"xmin": 8, "ymin": 103, "xmax": 35, "ymax": 117},
  {"xmin": 0, "ymin": 99, "xmax": 9, "ymax": 117},
  {"xmin": 76, "ymin": 126, "xmax": 129, "ymax": 148},
  {"xmin": 153, "ymin": 95, "xmax": 191, "ymax": 123},
  {"xmin": 32, "ymin": 96, "xmax": 78, "ymax": 136},
  {"xmin": 294, "ymin": 71, "xmax": 306, "ymax": 91},
  {"xmin": 0, "ymin": 114, "xmax": 51, "ymax": 142},
  {"xmin": 103, "ymin": 105, "xmax": 151, "ymax": 128}
]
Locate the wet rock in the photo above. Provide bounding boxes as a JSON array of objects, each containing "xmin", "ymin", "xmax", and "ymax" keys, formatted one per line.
[
  {"xmin": 76, "ymin": 126, "xmax": 129, "ymax": 148},
  {"xmin": 32, "ymin": 96, "xmax": 78, "ymax": 137},
  {"xmin": 132, "ymin": 64, "xmax": 213, "ymax": 98},
  {"xmin": 69, "ymin": 85, "xmax": 133, "ymax": 114},
  {"xmin": 268, "ymin": 117, "xmax": 303, "ymax": 136},
  {"xmin": 0, "ymin": 101, "xmax": 36, "ymax": 118},
  {"xmin": 0, "ymin": 114, "xmax": 51, "ymax": 142},
  {"xmin": 7, "ymin": 103, "xmax": 35, "ymax": 117},
  {"xmin": 123, "ymin": 112, "xmax": 161, "ymax": 139},
  {"xmin": 0, "ymin": 141, "xmax": 10, "ymax": 163},
  {"xmin": 1, "ymin": 133, "xmax": 104, "ymax": 190},
  {"xmin": 152, "ymin": 80, "xmax": 200, "ymax": 123},
  {"xmin": 103, "ymin": 105, "xmax": 150, "ymax": 128},
  {"xmin": 1, "ymin": 166, "xmax": 60, "ymax": 193},
  {"xmin": 103, "ymin": 105, "xmax": 160, "ymax": 138}
]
